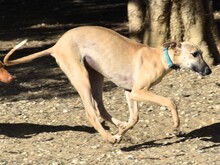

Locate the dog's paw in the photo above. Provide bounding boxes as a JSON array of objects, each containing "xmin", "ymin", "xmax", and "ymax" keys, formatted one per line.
[
  {"xmin": 166, "ymin": 128, "xmax": 183, "ymax": 137},
  {"xmin": 171, "ymin": 128, "xmax": 183, "ymax": 136},
  {"xmin": 105, "ymin": 135, "xmax": 121, "ymax": 144},
  {"xmin": 112, "ymin": 134, "xmax": 122, "ymax": 143},
  {"xmin": 173, "ymin": 129, "xmax": 185, "ymax": 137}
]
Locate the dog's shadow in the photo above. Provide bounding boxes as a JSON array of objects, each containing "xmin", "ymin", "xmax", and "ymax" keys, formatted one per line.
[
  {"xmin": 121, "ymin": 122, "xmax": 220, "ymax": 151},
  {"xmin": 0, "ymin": 122, "xmax": 109, "ymax": 138}
]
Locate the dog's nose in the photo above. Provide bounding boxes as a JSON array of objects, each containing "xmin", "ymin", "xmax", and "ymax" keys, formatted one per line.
[
  {"xmin": 8, "ymin": 75, "xmax": 14, "ymax": 82},
  {"xmin": 204, "ymin": 66, "xmax": 212, "ymax": 75}
]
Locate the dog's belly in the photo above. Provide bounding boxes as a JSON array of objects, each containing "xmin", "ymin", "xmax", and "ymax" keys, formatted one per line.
[
  {"xmin": 107, "ymin": 74, "xmax": 133, "ymax": 90},
  {"xmin": 84, "ymin": 55, "xmax": 133, "ymax": 90}
]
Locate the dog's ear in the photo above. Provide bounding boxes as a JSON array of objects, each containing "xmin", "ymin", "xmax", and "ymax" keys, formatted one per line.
[
  {"xmin": 163, "ymin": 42, "xmax": 182, "ymax": 56},
  {"xmin": 163, "ymin": 41, "xmax": 177, "ymax": 49}
]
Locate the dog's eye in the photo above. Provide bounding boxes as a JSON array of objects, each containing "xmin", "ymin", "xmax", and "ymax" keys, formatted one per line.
[{"xmin": 191, "ymin": 51, "xmax": 202, "ymax": 57}]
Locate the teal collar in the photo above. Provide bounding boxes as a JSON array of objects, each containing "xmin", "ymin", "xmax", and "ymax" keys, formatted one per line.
[{"xmin": 163, "ymin": 47, "xmax": 174, "ymax": 68}]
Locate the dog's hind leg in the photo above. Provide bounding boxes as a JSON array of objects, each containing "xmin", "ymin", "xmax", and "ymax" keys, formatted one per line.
[
  {"xmin": 86, "ymin": 65, "xmax": 127, "ymax": 130},
  {"xmin": 86, "ymin": 66, "xmax": 138, "ymax": 142},
  {"xmin": 55, "ymin": 53, "xmax": 117, "ymax": 143}
]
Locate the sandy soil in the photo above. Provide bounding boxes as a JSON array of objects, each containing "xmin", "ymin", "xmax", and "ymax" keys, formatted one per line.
[{"xmin": 0, "ymin": 1, "xmax": 220, "ymax": 164}]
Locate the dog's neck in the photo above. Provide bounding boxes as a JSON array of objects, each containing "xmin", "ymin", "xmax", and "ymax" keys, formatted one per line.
[
  {"xmin": 163, "ymin": 48, "xmax": 173, "ymax": 67},
  {"xmin": 162, "ymin": 48, "xmax": 180, "ymax": 70}
]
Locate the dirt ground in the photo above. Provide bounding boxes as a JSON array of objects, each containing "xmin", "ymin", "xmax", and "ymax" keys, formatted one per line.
[{"xmin": 0, "ymin": 1, "xmax": 220, "ymax": 164}]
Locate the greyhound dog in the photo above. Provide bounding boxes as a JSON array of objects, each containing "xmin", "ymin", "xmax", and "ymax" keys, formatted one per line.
[
  {"xmin": 3, "ymin": 26, "xmax": 211, "ymax": 143},
  {"xmin": 0, "ymin": 61, "xmax": 13, "ymax": 83}
]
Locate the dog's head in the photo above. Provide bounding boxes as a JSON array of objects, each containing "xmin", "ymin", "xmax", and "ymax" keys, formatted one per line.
[
  {"xmin": 163, "ymin": 42, "xmax": 211, "ymax": 76},
  {"xmin": 0, "ymin": 61, "xmax": 13, "ymax": 83}
]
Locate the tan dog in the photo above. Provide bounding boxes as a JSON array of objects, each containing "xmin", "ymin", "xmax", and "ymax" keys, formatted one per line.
[
  {"xmin": 3, "ymin": 26, "xmax": 211, "ymax": 143},
  {"xmin": 0, "ymin": 61, "xmax": 13, "ymax": 83}
]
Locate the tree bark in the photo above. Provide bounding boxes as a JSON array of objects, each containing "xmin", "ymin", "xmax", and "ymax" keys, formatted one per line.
[
  {"xmin": 143, "ymin": 0, "xmax": 171, "ymax": 46},
  {"xmin": 128, "ymin": 0, "xmax": 220, "ymax": 65},
  {"xmin": 127, "ymin": 0, "xmax": 146, "ymax": 42}
]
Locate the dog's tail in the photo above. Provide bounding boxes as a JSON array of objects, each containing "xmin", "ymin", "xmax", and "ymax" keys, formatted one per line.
[{"xmin": 3, "ymin": 39, "xmax": 52, "ymax": 66}]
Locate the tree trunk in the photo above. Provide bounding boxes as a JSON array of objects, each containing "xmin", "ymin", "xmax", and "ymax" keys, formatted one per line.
[
  {"xmin": 127, "ymin": 0, "xmax": 146, "ymax": 42},
  {"xmin": 127, "ymin": 0, "xmax": 220, "ymax": 65}
]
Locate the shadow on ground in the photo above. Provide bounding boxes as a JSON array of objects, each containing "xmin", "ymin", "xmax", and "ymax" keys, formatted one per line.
[
  {"xmin": 0, "ymin": 121, "xmax": 110, "ymax": 138},
  {"xmin": 121, "ymin": 122, "xmax": 220, "ymax": 151}
]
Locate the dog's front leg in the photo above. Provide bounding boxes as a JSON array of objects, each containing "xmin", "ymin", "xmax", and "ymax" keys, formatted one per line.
[
  {"xmin": 112, "ymin": 90, "xmax": 139, "ymax": 142},
  {"xmin": 130, "ymin": 89, "xmax": 180, "ymax": 129},
  {"xmin": 122, "ymin": 90, "xmax": 139, "ymax": 132},
  {"xmin": 113, "ymin": 90, "xmax": 139, "ymax": 141}
]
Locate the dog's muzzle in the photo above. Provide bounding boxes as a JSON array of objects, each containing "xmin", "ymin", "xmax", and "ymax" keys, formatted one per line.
[{"xmin": 191, "ymin": 64, "xmax": 212, "ymax": 76}]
